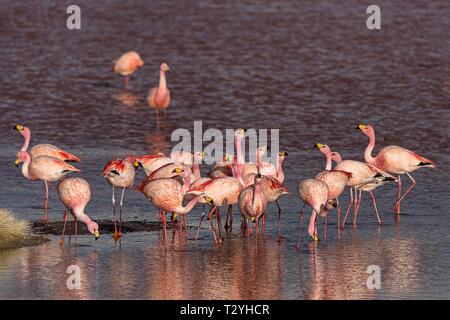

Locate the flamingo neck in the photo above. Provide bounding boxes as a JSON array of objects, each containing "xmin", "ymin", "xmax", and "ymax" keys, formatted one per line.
[
  {"xmin": 256, "ymin": 151, "xmax": 263, "ymax": 172},
  {"xmin": 182, "ymin": 172, "xmax": 191, "ymax": 194},
  {"xmin": 159, "ymin": 70, "xmax": 167, "ymax": 89},
  {"xmin": 192, "ymin": 163, "xmax": 201, "ymax": 180},
  {"xmin": 21, "ymin": 130, "xmax": 30, "ymax": 152},
  {"xmin": 276, "ymin": 157, "xmax": 285, "ymax": 183},
  {"xmin": 21, "ymin": 154, "xmax": 33, "ymax": 180},
  {"xmin": 333, "ymin": 153, "xmax": 343, "ymax": 164},
  {"xmin": 364, "ymin": 130, "xmax": 376, "ymax": 165},
  {"xmin": 178, "ymin": 196, "xmax": 199, "ymax": 214},
  {"xmin": 325, "ymin": 152, "xmax": 332, "ymax": 170},
  {"xmin": 235, "ymin": 136, "xmax": 244, "ymax": 165},
  {"xmin": 252, "ymin": 180, "xmax": 262, "ymax": 207},
  {"xmin": 73, "ymin": 209, "xmax": 91, "ymax": 225}
]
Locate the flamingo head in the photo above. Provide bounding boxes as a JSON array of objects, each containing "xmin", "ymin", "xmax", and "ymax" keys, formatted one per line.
[
  {"xmin": 14, "ymin": 124, "xmax": 30, "ymax": 138},
  {"xmin": 326, "ymin": 199, "xmax": 337, "ymax": 210},
  {"xmin": 234, "ymin": 128, "xmax": 246, "ymax": 140},
  {"xmin": 201, "ymin": 194, "xmax": 215, "ymax": 206},
  {"xmin": 160, "ymin": 62, "xmax": 170, "ymax": 72},
  {"xmin": 87, "ymin": 221, "xmax": 100, "ymax": 240},
  {"xmin": 357, "ymin": 124, "xmax": 374, "ymax": 137},
  {"xmin": 254, "ymin": 173, "xmax": 263, "ymax": 184},
  {"xmin": 15, "ymin": 151, "xmax": 29, "ymax": 167},
  {"xmin": 223, "ymin": 154, "xmax": 234, "ymax": 163},
  {"xmin": 314, "ymin": 143, "xmax": 331, "ymax": 156},
  {"xmin": 330, "ymin": 152, "xmax": 342, "ymax": 163}
]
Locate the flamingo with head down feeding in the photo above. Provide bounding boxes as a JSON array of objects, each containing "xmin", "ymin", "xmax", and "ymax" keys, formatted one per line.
[
  {"xmin": 135, "ymin": 153, "xmax": 173, "ymax": 176},
  {"xmin": 14, "ymin": 125, "xmax": 80, "ymax": 162},
  {"xmin": 357, "ymin": 124, "xmax": 436, "ymax": 214},
  {"xmin": 297, "ymin": 178, "xmax": 336, "ymax": 246},
  {"xmin": 15, "ymin": 151, "xmax": 81, "ymax": 221},
  {"xmin": 113, "ymin": 51, "xmax": 144, "ymax": 89},
  {"xmin": 57, "ymin": 177, "xmax": 100, "ymax": 245},
  {"xmin": 147, "ymin": 63, "xmax": 171, "ymax": 122},
  {"xmin": 102, "ymin": 156, "xmax": 140, "ymax": 240},
  {"xmin": 331, "ymin": 151, "xmax": 396, "ymax": 228}
]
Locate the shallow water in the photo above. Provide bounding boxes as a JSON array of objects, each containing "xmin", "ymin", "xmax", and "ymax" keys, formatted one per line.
[{"xmin": 0, "ymin": 0, "xmax": 450, "ymax": 299}]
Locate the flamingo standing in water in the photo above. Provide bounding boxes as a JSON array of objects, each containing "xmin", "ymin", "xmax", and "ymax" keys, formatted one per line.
[
  {"xmin": 331, "ymin": 151, "xmax": 396, "ymax": 228},
  {"xmin": 147, "ymin": 63, "xmax": 171, "ymax": 122},
  {"xmin": 102, "ymin": 156, "xmax": 140, "ymax": 240},
  {"xmin": 135, "ymin": 153, "xmax": 173, "ymax": 176},
  {"xmin": 14, "ymin": 125, "xmax": 80, "ymax": 162},
  {"xmin": 57, "ymin": 177, "xmax": 100, "ymax": 244},
  {"xmin": 314, "ymin": 143, "xmax": 352, "ymax": 234},
  {"xmin": 357, "ymin": 124, "xmax": 436, "ymax": 214},
  {"xmin": 113, "ymin": 51, "xmax": 144, "ymax": 89},
  {"xmin": 15, "ymin": 151, "xmax": 81, "ymax": 221},
  {"xmin": 238, "ymin": 174, "xmax": 268, "ymax": 239},
  {"xmin": 297, "ymin": 178, "xmax": 336, "ymax": 246},
  {"xmin": 137, "ymin": 172, "xmax": 213, "ymax": 243}
]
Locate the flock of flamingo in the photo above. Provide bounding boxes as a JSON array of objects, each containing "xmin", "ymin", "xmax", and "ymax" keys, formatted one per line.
[{"xmin": 12, "ymin": 51, "xmax": 437, "ymax": 247}]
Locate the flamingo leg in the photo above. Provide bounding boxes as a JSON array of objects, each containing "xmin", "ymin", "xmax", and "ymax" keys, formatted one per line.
[
  {"xmin": 161, "ymin": 210, "xmax": 167, "ymax": 244},
  {"xmin": 195, "ymin": 205, "xmax": 206, "ymax": 240},
  {"xmin": 59, "ymin": 210, "xmax": 68, "ymax": 246},
  {"xmin": 341, "ymin": 188, "xmax": 354, "ymax": 229},
  {"xmin": 395, "ymin": 175, "xmax": 402, "ymax": 214},
  {"xmin": 262, "ymin": 211, "xmax": 267, "ymax": 235},
  {"xmin": 324, "ymin": 213, "xmax": 327, "ymax": 240},
  {"xmin": 353, "ymin": 190, "xmax": 362, "ymax": 226},
  {"xmin": 216, "ymin": 207, "xmax": 223, "ymax": 242},
  {"xmin": 396, "ymin": 173, "xmax": 416, "ymax": 215},
  {"xmin": 336, "ymin": 197, "xmax": 340, "ymax": 234},
  {"xmin": 42, "ymin": 181, "xmax": 49, "ymax": 222},
  {"xmin": 183, "ymin": 215, "xmax": 188, "ymax": 239},
  {"xmin": 112, "ymin": 186, "xmax": 118, "ymax": 234},
  {"xmin": 296, "ymin": 203, "xmax": 306, "ymax": 249},
  {"xmin": 208, "ymin": 206, "xmax": 219, "ymax": 244},
  {"xmin": 73, "ymin": 216, "xmax": 78, "ymax": 244},
  {"xmin": 124, "ymin": 76, "xmax": 129, "ymax": 90},
  {"xmin": 276, "ymin": 200, "xmax": 282, "ymax": 242},
  {"xmin": 225, "ymin": 204, "xmax": 233, "ymax": 233},
  {"xmin": 119, "ymin": 187, "xmax": 125, "ymax": 235},
  {"xmin": 369, "ymin": 191, "xmax": 382, "ymax": 224}
]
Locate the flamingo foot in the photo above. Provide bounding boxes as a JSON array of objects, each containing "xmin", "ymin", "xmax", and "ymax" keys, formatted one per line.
[
  {"xmin": 394, "ymin": 202, "xmax": 401, "ymax": 215},
  {"xmin": 312, "ymin": 234, "xmax": 319, "ymax": 242},
  {"xmin": 113, "ymin": 230, "xmax": 122, "ymax": 241},
  {"xmin": 41, "ymin": 214, "xmax": 48, "ymax": 222}
]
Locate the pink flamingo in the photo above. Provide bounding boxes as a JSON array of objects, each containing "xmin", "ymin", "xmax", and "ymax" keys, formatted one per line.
[
  {"xmin": 135, "ymin": 153, "xmax": 173, "ymax": 176},
  {"xmin": 208, "ymin": 154, "xmax": 234, "ymax": 178},
  {"xmin": 57, "ymin": 177, "xmax": 100, "ymax": 244},
  {"xmin": 102, "ymin": 156, "xmax": 139, "ymax": 240},
  {"xmin": 113, "ymin": 51, "xmax": 144, "ymax": 89},
  {"xmin": 357, "ymin": 124, "xmax": 436, "ymax": 214},
  {"xmin": 314, "ymin": 143, "xmax": 352, "ymax": 233},
  {"xmin": 14, "ymin": 125, "xmax": 80, "ymax": 162},
  {"xmin": 137, "ymin": 174, "xmax": 213, "ymax": 243},
  {"xmin": 187, "ymin": 176, "xmax": 243, "ymax": 243},
  {"xmin": 297, "ymin": 178, "xmax": 336, "ymax": 246},
  {"xmin": 238, "ymin": 174, "xmax": 268, "ymax": 239},
  {"xmin": 331, "ymin": 151, "xmax": 396, "ymax": 228},
  {"xmin": 15, "ymin": 151, "xmax": 81, "ymax": 221},
  {"xmin": 147, "ymin": 63, "xmax": 171, "ymax": 122}
]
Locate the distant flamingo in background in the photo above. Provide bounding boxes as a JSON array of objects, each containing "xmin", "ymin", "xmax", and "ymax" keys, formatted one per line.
[
  {"xmin": 113, "ymin": 51, "xmax": 144, "ymax": 89},
  {"xmin": 14, "ymin": 125, "xmax": 80, "ymax": 162},
  {"xmin": 102, "ymin": 156, "xmax": 139, "ymax": 240},
  {"xmin": 15, "ymin": 151, "xmax": 81, "ymax": 221},
  {"xmin": 331, "ymin": 151, "xmax": 396, "ymax": 228},
  {"xmin": 238, "ymin": 174, "xmax": 268, "ymax": 239},
  {"xmin": 357, "ymin": 124, "xmax": 436, "ymax": 214},
  {"xmin": 297, "ymin": 179, "xmax": 336, "ymax": 246},
  {"xmin": 314, "ymin": 143, "xmax": 351, "ymax": 234},
  {"xmin": 57, "ymin": 177, "xmax": 100, "ymax": 245},
  {"xmin": 147, "ymin": 63, "xmax": 171, "ymax": 123}
]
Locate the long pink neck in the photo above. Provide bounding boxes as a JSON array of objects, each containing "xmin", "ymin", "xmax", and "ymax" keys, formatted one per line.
[
  {"xmin": 364, "ymin": 130, "xmax": 376, "ymax": 165},
  {"xmin": 182, "ymin": 170, "xmax": 191, "ymax": 194},
  {"xmin": 256, "ymin": 150, "xmax": 263, "ymax": 171},
  {"xmin": 252, "ymin": 179, "xmax": 262, "ymax": 207},
  {"xmin": 192, "ymin": 163, "xmax": 200, "ymax": 180},
  {"xmin": 21, "ymin": 153, "xmax": 33, "ymax": 180},
  {"xmin": 235, "ymin": 136, "xmax": 244, "ymax": 164},
  {"xmin": 324, "ymin": 150, "xmax": 332, "ymax": 170},
  {"xmin": 231, "ymin": 164, "xmax": 245, "ymax": 187},
  {"xmin": 178, "ymin": 196, "xmax": 199, "ymax": 214},
  {"xmin": 333, "ymin": 153, "xmax": 342, "ymax": 164},
  {"xmin": 21, "ymin": 129, "xmax": 31, "ymax": 152},
  {"xmin": 276, "ymin": 156, "xmax": 285, "ymax": 183},
  {"xmin": 73, "ymin": 208, "xmax": 91, "ymax": 224},
  {"xmin": 159, "ymin": 70, "xmax": 167, "ymax": 89}
]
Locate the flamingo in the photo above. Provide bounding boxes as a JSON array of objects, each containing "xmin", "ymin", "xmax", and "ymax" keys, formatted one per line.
[
  {"xmin": 238, "ymin": 174, "xmax": 268, "ymax": 239},
  {"xmin": 102, "ymin": 156, "xmax": 139, "ymax": 240},
  {"xmin": 331, "ymin": 151, "xmax": 396, "ymax": 228},
  {"xmin": 14, "ymin": 125, "xmax": 80, "ymax": 162},
  {"xmin": 136, "ymin": 174, "xmax": 213, "ymax": 243},
  {"xmin": 147, "ymin": 63, "xmax": 171, "ymax": 122},
  {"xmin": 113, "ymin": 51, "xmax": 144, "ymax": 89},
  {"xmin": 297, "ymin": 178, "xmax": 336, "ymax": 245},
  {"xmin": 314, "ymin": 143, "xmax": 352, "ymax": 233},
  {"xmin": 357, "ymin": 124, "xmax": 436, "ymax": 214},
  {"xmin": 187, "ymin": 176, "xmax": 243, "ymax": 243},
  {"xmin": 15, "ymin": 151, "xmax": 81, "ymax": 221},
  {"xmin": 135, "ymin": 153, "xmax": 173, "ymax": 176},
  {"xmin": 169, "ymin": 151, "xmax": 205, "ymax": 181},
  {"xmin": 208, "ymin": 154, "xmax": 234, "ymax": 178},
  {"xmin": 57, "ymin": 177, "xmax": 100, "ymax": 244}
]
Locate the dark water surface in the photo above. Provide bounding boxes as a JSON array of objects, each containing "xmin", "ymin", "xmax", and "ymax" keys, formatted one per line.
[{"xmin": 0, "ymin": 0, "xmax": 450, "ymax": 299}]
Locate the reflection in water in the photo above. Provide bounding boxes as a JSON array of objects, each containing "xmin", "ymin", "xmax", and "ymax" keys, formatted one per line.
[{"xmin": 112, "ymin": 92, "xmax": 141, "ymax": 108}]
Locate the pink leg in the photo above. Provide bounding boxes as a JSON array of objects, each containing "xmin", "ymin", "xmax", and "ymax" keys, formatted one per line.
[
  {"xmin": 183, "ymin": 215, "xmax": 188, "ymax": 239},
  {"xmin": 341, "ymin": 188, "xmax": 354, "ymax": 229},
  {"xmin": 336, "ymin": 198, "xmax": 341, "ymax": 238},
  {"xmin": 370, "ymin": 191, "xmax": 382, "ymax": 224},
  {"xmin": 296, "ymin": 204, "xmax": 306, "ymax": 249},
  {"xmin": 324, "ymin": 213, "xmax": 328, "ymax": 240},
  {"xmin": 225, "ymin": 204, "xmax": 233, "ymax": 233},
  {"xmin": 216, "ymin": 207, "xmax": 223, "ymax": 242},
  {"xmin": 276, "ymin": 200, "xmax": 282, "ymax": 242},
  {"xmin": 161, "ymin": 211, "xmax": 167, "ymax": 244},
  {"xmin": 208, "ymin": 206, "xmax": 218, "ymax": 244},
  {"xmin": 42, "ymin": 181, "xmax": 49, "ymax": 222},
  {"xmin": 396, "ymin": 173, "xmax": 416, "ymax": 215},
  {"xmin": 119, "ymin": 187, "xmax": 125, "ymax": 235},
  {"xmin": 59, "ymin": 210, "xmax": 68, "ymax": 245},
  {"xmin": 353, "ymin": 189, "xmax": 362, "ymax": 226},
  {"xmin": 195, "ymin": 205, "xmax": 206, "ymax": 240},
  {"xmin": 395, "ymin": 175, "xmax": 402, "ymax": 214}
]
